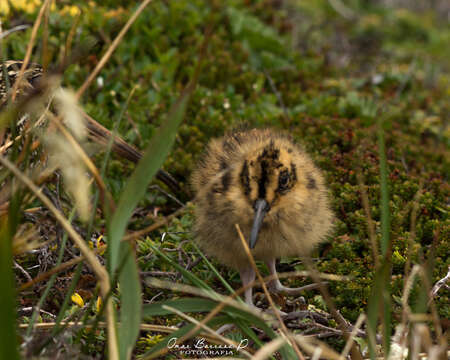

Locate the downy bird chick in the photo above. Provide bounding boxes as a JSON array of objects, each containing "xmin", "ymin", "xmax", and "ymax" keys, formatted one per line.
[{"xmin": 191, "ymin": 128, "xmax": 334, "ymax": 307}]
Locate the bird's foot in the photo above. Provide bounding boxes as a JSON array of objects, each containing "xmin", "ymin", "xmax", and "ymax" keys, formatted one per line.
[
  {"xmin": 243, "ymin": 297, "xmax": 286, "ymax": 317},
  {"xmin": 263, "ymin": 307, "xmax": 287, "ymax": 317},
  {"xmin": 267, "ymin": 280, "xmax": 326, "ymax": 296}
]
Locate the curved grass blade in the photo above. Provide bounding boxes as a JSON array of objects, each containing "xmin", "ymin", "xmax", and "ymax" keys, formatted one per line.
[
  {"xmin": 148, "ymin": 241, "xmax": 263, "ymax": 347},
  {"xmin": 0, "ymin": 214, "xmax": 20, "ymax": 360},
  {"xmin": 141, "ymin": 316, "xmax": 230, "ymax": 359},
  {"xmin": 148, "ymin": 241, "xmax": 214, "ymax": 292},
  {"xmin": 118, "ymin": 243, "xmax": 141, "ymax": 360},
  {"xmin": 191, "ymin": 242, "xmax": 239, "ymax": 299},
  {"xmin": 367, "ymin": 118, "xmax": 392, "ymax": 359},
  {"xmin": 106, "ymin": 31, "xmax": 208, "ymax": 360},
  {"xmin": 143, "ymin": 297, "xmax": 295, "ymax": 359}
]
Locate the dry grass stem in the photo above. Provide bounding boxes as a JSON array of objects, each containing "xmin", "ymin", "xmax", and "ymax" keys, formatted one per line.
[
  {"xmin": 235, "ymin": 223, "xmax": 306, "ymax": 360},
  {"xmin": 10, "ymin": 0, "xmax": 51, "ymax": 102},
  {"xmin": 47, "ymin": 111, "xmax": 114, "ymax": 211},
  {"xmin": 357, "ymin": 171, "xmax": 379, "ymax": 267},
  {"xmin": 340, "ymin": 313, "xmax": 366, "ymax": 359},
  {"xmin": 404, "ymin": 179, "xmax": 424, "ymax": 277},
  {"xmin": 123, "ymin": 206, "xmax": 186, "ymax": 241},
  {"xmin": 0, "ymin": 155, "xmax": 119, "ymax": 360},
  {"xmin": 252, "ymin": 337, "xmax": 287, "ymax": 360},
  {"xmin": 143, "ymin": 275, "xmax": 267, "ymax": 359},
  {"xmin": 76, "ymin": 0, "xmax": 154, "ymax": 99},
  {"xmin": 299, "ymin": 255, "xmax": 364, "ymax": 360},
  {"xmin": 145, "ymin": 277, "xmax": 262, "ymax": 317},
  {"xmin": 19, "ymin": 246, "xmax": 106, "ymax": 291},
  {"xmin": 162, "ymin": 305, "xmax": 253, "ymax": 358},
  {"xmin": 19, "ymin": 321, "xmax": 223, "ymax": 345}
]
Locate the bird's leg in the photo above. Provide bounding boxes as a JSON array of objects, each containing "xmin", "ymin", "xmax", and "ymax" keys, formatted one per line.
[
  {"xmin": 266, "ymin": 258, "xmax": 320, "ymax": 295},
  {"xmin": 239, "ymin": 266, "xmax": 256, "ymax": 307}
]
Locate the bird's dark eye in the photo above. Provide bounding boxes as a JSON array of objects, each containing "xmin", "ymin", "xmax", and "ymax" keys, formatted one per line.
[{"xmin": 278, "ymin": 170, "xmax": 290, "ymax": 190}]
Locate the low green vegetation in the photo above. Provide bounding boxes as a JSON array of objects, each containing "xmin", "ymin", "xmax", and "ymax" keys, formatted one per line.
[{"xmin": 2, "ymin": 0, "xmax": 448, "ymax": 358}]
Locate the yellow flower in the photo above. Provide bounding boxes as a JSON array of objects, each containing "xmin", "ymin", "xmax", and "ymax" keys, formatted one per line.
[
  {"xmin": 97, "ymin": 235, "xmax": 106, "ymax": 255},
  {"xmin": 0, "ymin": 0, "xmax": 42, "ymax": 16},
  {"xmin": 71, "ymin": 292, "xmax": 85, "ymax": 307},
  {"xmin": 96, "ymin": 296, "xmax": 102, "ymax": 313},
  {"xmin": 60, "ymin": 5, "xmax": 81, "ymax": 17}
]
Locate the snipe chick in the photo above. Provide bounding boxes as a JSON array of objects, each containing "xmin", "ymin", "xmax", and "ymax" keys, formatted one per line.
[{"xmin": 191, "ymin": 128, "xmax": 334, "ymax": 307}]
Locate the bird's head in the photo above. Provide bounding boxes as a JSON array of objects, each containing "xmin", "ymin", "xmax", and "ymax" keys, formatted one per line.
[{"xmin": 236, "ymin": 140, "xmax": 318, "ymax": 249}]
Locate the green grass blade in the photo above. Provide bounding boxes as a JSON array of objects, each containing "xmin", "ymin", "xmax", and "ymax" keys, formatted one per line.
[
  {"xmin": 0, "ymin": 218, "xmax": 20, "ymax": 360},
  {"xmin": 51, "ymin": 263, "xmax": 83, "ymax": 336},
  {"xmin": 377, "ymin": 118, "xmax": 390, "ymax": 257},
  {"xmin": 107, "ymin": 88, "xmax": 193, "ymax": 275},
  {"xmin": 106, "ymin": 40, "xmax": 203, "ymax": 358},
  {"xmin": 143, "ymin": 297, "xmax": 220, "ymax": 316},
  {"xmin": 118, "ymin": 243, "xmax": 142, "ymax": 360},
  {"xmin": 366, "ymin": 118, "xmax": 392, "ymax": 359},
  {"xmin": 148, "ymin": 241, "xmax": 215, "ymax": 293},
  {"xmin": 191, "ymin": 242, "xmax": 239, "ymax": 299},
  {"xmin": 142, "ymin": 297, "xmax": 295, "ymax": 358},
  {"xmin": 378, "ymin": 118, "xmax": 392, "ymax": 357},
  {"xmin": 366, "ymin": 262, "xmax": 388, "ymax": 360},
  {"xmin": 142, "ymin": 316, "xmax": 230, "ymax": 359}
]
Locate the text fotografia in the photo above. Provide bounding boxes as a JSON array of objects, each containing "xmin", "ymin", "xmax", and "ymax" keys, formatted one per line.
[{"xmin": 167, "ymin": 337, "xmax": 248, "ymax": 356}]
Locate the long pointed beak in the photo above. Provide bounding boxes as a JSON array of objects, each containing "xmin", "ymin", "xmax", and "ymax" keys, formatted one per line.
[{"xmin": 250, "ymin": 199, "xmax": 269, "ymax": 249}]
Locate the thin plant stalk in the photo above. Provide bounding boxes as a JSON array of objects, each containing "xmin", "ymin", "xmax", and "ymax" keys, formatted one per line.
[{"xmin": 0, "ymin": 155, "xmax": 119, "ymax": 360}]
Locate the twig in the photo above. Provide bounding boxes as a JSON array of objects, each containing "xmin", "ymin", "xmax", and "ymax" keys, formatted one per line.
[
  {"xmin": 19, "ymin": 307, "xmax": 56, "ymax": 318},
  {"xmin": 299, "ymin": 255, "xmax": 364, "ymax": 360},
  {"xmin": 341, "ymin": 313, "xmax": 366, "ymax": 358},
  {"xmin": 0, "ymin": 25, "xmax": 30, "ymax": 40},
  {"xmin": 149, "ymin": 185, "xmax": 185, "ymax": 207},
  {"xmin": 283, "ymin": 310, "xmax": 329, "ymax": 324},
  {"xmin": 14, "ymin": 260, "xmax": 33, "ymax": 282},
  {"xmin": 430, "ymin": 265, "xmax": 450, "ymax": 300},
  {"xmin": 144, "ymin": 267, "xmax": 352, "ymax": 359},
  {"xmin": 19, "ymin": 246, "xmax": 106, "ymax": 291}
]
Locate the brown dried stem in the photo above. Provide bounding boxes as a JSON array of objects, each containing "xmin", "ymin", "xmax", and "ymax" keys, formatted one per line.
[
  {"xmin": 0, "ymin": 155, "xmax": 119, "ymax": 360},
  {"xmin": 75, "ymin": 0, "xmax": 154, "ymax": 99},
  {"xmin": 235, "ymin": 224, "xmax": 305, "ymax": 360},
  {"xmin": 10, "ymin": 0, "xmax": 52, "ymax": 102}
]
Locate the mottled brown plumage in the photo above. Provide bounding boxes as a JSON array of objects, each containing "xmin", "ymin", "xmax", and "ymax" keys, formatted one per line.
[{"xmin": 192, "ymin": 128, "xmax": 334, "ymax": 306}]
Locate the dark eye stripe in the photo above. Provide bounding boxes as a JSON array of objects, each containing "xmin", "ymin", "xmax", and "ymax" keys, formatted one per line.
[
  {"xmin": 258, "ymin": 160, "xmax": 268, "ymax": 198},
  {"xmin": 240, "ymin": 160, "xmax": 251, "ymax": 195}
]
